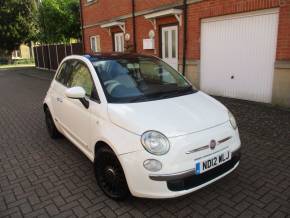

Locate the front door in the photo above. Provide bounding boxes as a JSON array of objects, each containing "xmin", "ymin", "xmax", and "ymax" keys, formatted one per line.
[
  {"xmin": 60, "ymin": 60, "xmax": 94, "ymax": 151},
  {"xmin": 161, "ymin": 26, "xmax": 178, "ymax": 70},
  {"xmin": 114, "ymin": 32, "xmax": 124, "ymax": 52},
  {"xmin": 51, "ymin": 61, "xmax": 70, "ymax": 123}
]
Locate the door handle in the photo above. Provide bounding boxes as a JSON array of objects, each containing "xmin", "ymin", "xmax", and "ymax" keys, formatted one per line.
[{"xmin": 56, "ymin": 97, "xmax": 63, "ymax": 103}]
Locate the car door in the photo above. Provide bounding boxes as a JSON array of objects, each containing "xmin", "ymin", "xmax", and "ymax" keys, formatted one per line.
[
  {"xmin": 60, "ymin": 60, "xmax": 96, "ymax": 152},
  {"xmin": 50, "ymin": 61, "xmax": 73, "ymax": 126}
]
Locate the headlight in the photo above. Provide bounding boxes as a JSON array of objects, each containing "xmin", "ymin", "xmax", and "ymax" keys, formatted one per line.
[
  {"xmin": 229, "ymin": 111, "xmax": 237, "ymax": 129},
  {"xmin": 141, "ymin": 131, "xmax": 170, "ymax": 155}
]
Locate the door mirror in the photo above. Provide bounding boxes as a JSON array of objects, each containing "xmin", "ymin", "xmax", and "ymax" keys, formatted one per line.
[
  {"xmin": 65, "ymin": 86, "xmax": 86, "ymax": 99},
  {"xmin": 65, "ymin": 87, "xmax": 89, "ymax": 109}
]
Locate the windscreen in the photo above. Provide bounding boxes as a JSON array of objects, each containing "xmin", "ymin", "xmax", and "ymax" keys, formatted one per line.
[{"xmin": 91, "ymin": 56, "xmax": 195, "ymax": 103}]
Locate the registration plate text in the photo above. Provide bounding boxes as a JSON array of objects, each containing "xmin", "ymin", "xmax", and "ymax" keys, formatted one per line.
[{"xmin": 195, "ymin": 150, "xmax": 231, "ymax": 175}]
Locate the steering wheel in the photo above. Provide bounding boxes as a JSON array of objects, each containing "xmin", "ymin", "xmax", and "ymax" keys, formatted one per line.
[{"xmin": 104, "ymin": 80, "xmax": 122, "ymax": 94}]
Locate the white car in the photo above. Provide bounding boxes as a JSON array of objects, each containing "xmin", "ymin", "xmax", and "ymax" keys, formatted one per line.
[{"xmin": 43, "ymin": 54, "xmax": 241, "ymax": 200}]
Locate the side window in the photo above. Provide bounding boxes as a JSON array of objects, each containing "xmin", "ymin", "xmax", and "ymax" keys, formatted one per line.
[
  {"xmin": 55, "ymin": 61, "xmax": 73, "ymax": 86},
  {"xmin": 67, "ymin": 61, "xmax": 95, "ymax": 98},
  {"xmin": 55, "ymin": 62, "xmax": 67, "ymax": 84}
]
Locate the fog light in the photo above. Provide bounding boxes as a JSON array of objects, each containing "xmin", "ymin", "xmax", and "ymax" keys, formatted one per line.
[{"xmin": 143, "ymin": 159, "xmax": 162, "ymax": 172}]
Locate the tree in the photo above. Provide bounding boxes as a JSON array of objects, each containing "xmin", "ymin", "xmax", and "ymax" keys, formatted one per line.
[
  {"xmin": 0, "ymin": 0, "xmax": 36, "ymax": 58},
  {"xmin": 36, "ymin": 0, "xmax": 81, "ymax": 43}
]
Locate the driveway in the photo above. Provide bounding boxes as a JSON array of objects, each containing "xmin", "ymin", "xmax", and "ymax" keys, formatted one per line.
[{"xmin": 0, "ymin": 67, "xmax": 289, "ymax": 218}]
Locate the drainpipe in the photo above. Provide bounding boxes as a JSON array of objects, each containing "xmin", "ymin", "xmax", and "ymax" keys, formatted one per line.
[
  {"xmin": 132, "ymin": 0, "xmax": 137, "ymax": 52},
  {"xmin": 182, "ymin": 0, "xmax": 188, "ymax": 76},
  {"xmin": 79, "ymin": 0, "xmax": 85, "ymax": 54}
]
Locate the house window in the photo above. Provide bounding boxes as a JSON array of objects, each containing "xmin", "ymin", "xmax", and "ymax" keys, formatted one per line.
[
  {"xmin": 90, "ymin": 36, "xmax": 101, "ymax": 52},
  {"xmin": 86, "ymin": 0, "xmax": 98, "ymax": 5}
]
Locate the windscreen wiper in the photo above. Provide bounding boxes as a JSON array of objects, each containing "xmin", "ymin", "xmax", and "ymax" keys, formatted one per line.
[
  {"xmin": 154, "ymin": 87, "xmax": 194, "ymax": 98},
  {"xmin": 129, "ymin": 95, "xmax": 152, "ymax": 103},
  {"xmin": 129, "ymin": 87, "xmax": 194, "ymax": 103}
]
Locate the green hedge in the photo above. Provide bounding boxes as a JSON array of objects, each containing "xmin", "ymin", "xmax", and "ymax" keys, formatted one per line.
[
  {"xmin": 12, "ymin": 59, "xmax": 35, "ymax": 65},
  {"xmin": 0, "ymin": 58, "xmax": 35, "ymax": 65}
]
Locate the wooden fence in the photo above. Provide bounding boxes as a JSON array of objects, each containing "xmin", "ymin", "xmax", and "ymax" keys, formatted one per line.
[{"xmin": 33, "ymin": 43, "xmax": 83, "ymax": 71}]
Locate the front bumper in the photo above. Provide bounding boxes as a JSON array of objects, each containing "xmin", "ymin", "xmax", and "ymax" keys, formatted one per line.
[
  {"xmin": 149, "ymin": 149, "xmax": 240, "ymax": 183},
  {"xmin": 119, "ymin": 122, "xmax": 241, "ymax": 199},
  {"xmin": 166, "ymin": 149, "xmax": 240, "ymax": 191},
  {"xmin": 119, "ymin": 148, "xmax": 240, "ymax": 199}
]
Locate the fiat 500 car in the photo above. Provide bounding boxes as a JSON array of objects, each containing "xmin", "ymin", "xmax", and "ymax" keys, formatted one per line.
[{"xmin": 43, "ymin": 53, "xmax": 241, "ymax": 200}]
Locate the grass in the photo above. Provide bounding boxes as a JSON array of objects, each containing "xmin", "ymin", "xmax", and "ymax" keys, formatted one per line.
[{"xmin": 0, "ymin": 63, "xmax": 35, "ymax": 69}]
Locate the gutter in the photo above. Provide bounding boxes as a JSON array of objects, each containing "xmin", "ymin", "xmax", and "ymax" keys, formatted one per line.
[
  {"xmin": 79, "ymin": 0, "xmax": 85, "ymax": 53},
  {"xmin": 182, "ymin": 0, "xmax": 188, "ymax": 76},
  {"xmin": 132, "ymin": 0, "xmax": 137, "ymax": 52}
]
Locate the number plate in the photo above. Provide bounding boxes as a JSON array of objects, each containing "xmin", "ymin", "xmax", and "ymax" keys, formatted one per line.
[{"xmin": 195, "ymin": 149, "xmax": 231, "ymax": 175}]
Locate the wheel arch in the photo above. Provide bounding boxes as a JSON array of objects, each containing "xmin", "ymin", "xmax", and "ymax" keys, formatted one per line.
[
  {"xmin": 94, "ymin": 140, "xmax": 115, "ymax": 160},
  {"xmin": 43, "ymin": 103, "xmax": 49, "ymax": 112}
]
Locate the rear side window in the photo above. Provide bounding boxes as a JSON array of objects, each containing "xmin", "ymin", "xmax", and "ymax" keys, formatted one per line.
[{"xmin": 55, "ymin": 61, "xmax": 72, "ymax": 86}]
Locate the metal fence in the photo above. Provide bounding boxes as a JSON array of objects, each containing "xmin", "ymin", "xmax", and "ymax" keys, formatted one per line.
[{"xmin": 33, "ymin": 43, "xmax": 83, "ymax": 71}]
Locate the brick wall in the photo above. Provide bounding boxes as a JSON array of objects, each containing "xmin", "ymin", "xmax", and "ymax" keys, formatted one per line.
[
  {"xmin": 276, "ymin": 0, "xmax": 290, "ymax": 60},
  {"xmin": 186, "ymin": 0, "xmax": 290, "ymax": 60},
  {"xmin": 134, "ymin": 0, "xmax": 179, "ymax": 11},
  {"xmin": 82, "ymin": 0, "xmax": 290, "ymax": 61},
  {"xmin": 81, "ymin": 0, "xmax": 132, "ymax": 26}
]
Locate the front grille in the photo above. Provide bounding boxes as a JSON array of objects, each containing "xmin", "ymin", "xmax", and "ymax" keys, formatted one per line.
[{"xmin": 167, "ymin": 152, "xmax": 241, "ymax": 191}]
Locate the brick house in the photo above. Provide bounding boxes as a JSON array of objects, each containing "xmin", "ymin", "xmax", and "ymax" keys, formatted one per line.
[{"xmin": 80, "ymin": 0, "xmax": 290, "ymax": 107}]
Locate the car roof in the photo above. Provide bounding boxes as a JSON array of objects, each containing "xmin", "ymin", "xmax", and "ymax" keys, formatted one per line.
[{"xmin": 83, "ymin": 52, "xmax": 156, "ymax": 61}]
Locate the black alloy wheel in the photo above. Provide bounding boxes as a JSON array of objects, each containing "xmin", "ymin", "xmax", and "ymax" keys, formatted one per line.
[{"xmin": 95, "ymin": 147, "xmax": 130, "ymax": 200}]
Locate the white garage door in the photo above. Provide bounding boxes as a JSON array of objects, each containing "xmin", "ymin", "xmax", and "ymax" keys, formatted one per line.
[{"xmin": 200, "ymin": 9, "xmax": 279, "ymax": 103}]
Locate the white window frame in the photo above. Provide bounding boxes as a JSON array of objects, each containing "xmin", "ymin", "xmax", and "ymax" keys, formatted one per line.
[
  {"xmin": 90, "ymin": 35, "xmax": 101, "ymax": 52},
  {"xmin": 114, "ymin": 32, "xmax": 124, "ymax": 52}
]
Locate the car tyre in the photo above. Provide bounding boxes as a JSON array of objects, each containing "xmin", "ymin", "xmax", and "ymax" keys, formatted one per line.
[
  {"xmin": 94, "ymin": 147, "xmax": 130, "ymax": 200},
  {"xmin": 44, "ymin": 107, "xmax": 62, "ymax": 139}
]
